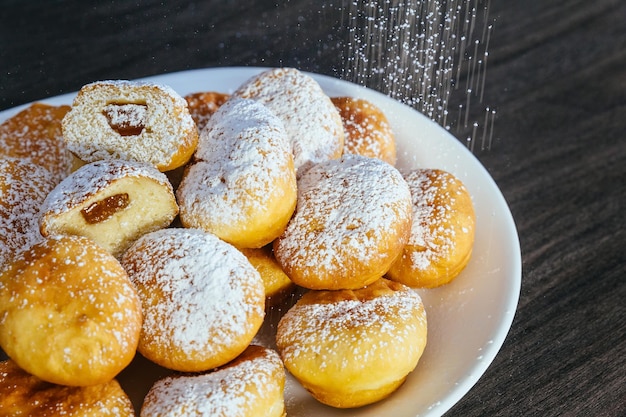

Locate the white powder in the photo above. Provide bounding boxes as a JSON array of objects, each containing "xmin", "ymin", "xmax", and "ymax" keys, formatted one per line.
[
  {"xmin": 62, "ymin": 80, "xmax": 196, "ymax": 168},
  {"xmin": 0, "ymin": 158, "xmax": 57, "ymax": 271},
  {"xmin": 277, "ymin": 280, "xmax": 426, "ymax": 368},
  {"xmin": 40, "ymin": 159, "xmax": 172, "ymax": 217},
  {"xmin": 403, "ymin": 169, "xmax": 470, "ymax": 271},
  {"xmin": 177, "ymin": 97, "xmax": 295, "ymax": 228},
  {"xmin": 274, "ymin": 154, "xmax": 412, "ymax": 281},
  {"xmin": 141, "ymin": 346, "xmax": 283, "ymax": 416},
  {"xmin": 233, "ymin": 67, "xmax": 344, "ymax": 175},
  {"xmin": 121, "ymin": 228, "xmax": 265, "ymax": 359}
]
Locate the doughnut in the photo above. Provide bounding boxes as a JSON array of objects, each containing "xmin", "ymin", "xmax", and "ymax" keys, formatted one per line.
[
  {"xmin": 0, "ymin": 359, "xmax": 135, "ymax": 416},
  {"xmin": 0, "ymin": 158, "xmax": 57, "ymax": 272},
  {"xmin": 233, "ymin": 67, "xmax": 344, "ymax": 175},
  {"xmin": 0, "ymin": 234, "xmax": 142, "ymax": 386},
  {"xmin": 140, "ymin": 345, "xmax": 286, "ymax": 417},
  {"xmin": 61, "ymin": 80, "xmax": 198, "ymax": 172},
  {"xmin": 386, "ymin": 168, "xmax": 476, "ymax": 288},
  {"xmin": 39, "ymin": 159, "xmax": 179, "ymax": 258},
  {"xmin": 331, "ymin": 96, "xmax": 397, "ymax": 166},
  {"xmin": 276, "ymin": 278, "xmax": 427, "ymax": 408},
  {"xmin": 273, "ymin": 153, "xmax": 413, "ymax": 290},
  {"xmin": 184, "ymin": 91, "xmax": 230, "ymax": 131},
  {"xmin": 239, "ymin": 245, "xmax": 295, "ymax": 307},
  {"xmin": 177, "ymin": 97, "xmax": 297, "ymax": 249},
  {"xmin": 0, "ymin": 102, "xmax": 75, "ymax": 183},
  {"xmin": 120, "ymin": 228, "xmax": 265, "ymax": 372}
]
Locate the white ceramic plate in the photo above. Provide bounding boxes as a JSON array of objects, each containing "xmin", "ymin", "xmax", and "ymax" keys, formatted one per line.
[{"xmin": 0, "ymin": 67, "xmax": 521, "ymax": 416}]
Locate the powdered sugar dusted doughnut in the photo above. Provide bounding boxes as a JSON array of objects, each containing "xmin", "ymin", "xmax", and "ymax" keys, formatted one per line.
[
  {"xmin": 140, "ymin": 345, "xmax": 285, "ymax": 417},
  {"xmin": 386, "ymin": 168, "xmax": 476, "ymax": 288},
  {"xmin": 0, "ymin": 103, "xmax": 75, "ymax": 184},
  {"xmin": 233, "ymin": 67, "xmax": 344, "ymax": 175},
  {"xmin": 120, "ymin": 228, "xmax": 265, "ymax": 372},
  {"xmin": 62, "ymin": 80, "xmax": 198, "ymax": 172},
  {"xmin": 0, "ymin": 158, "xmax": 57, "ymax": 272},
  {"xmin": 0, "ymin": 234, "xmax": 142, "ymax": 387},
  {"xmin": 276, "ymin": 278, "xmax": 427, "ymax": 408},
  {"xmin": 273, "ymin": 154, "xmax": 413, "ymax": 290},
  {"xmin": 39, "ymin": 159, "xmax": 178, "ymax": 258},
  {"xmin": 177, "ymin": 97, "xmax": 297, "ymax": 249},
  {"xmin": 331, "ymin": 96, "xmax": 397, "ymax": 166},
  {"xmin": 0, "ymin": 359, "xmax": 135, "ymax": 416}
]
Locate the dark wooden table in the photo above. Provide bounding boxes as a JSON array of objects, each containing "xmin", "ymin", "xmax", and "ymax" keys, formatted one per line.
[{"xmin": 1, "ymin": 0, "xmax": 624, "ymax": 416}]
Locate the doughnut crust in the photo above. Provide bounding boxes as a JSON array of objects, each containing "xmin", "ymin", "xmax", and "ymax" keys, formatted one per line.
[
  {"xmin": 120, "ymin": 228, "xmax": 265, "ymax": 372},
  {"xmin": 386, "ymin": 169, "xmax": 475, "ymax": 288},
  {"xmin": 331, "ymin": 96, "xmax": 396, "ymax": 166},
  {"xmin": 39, "ymin": 159, "xmax": 179, "ymax": 258},
  {"xmin": 273, "ymin": 154, "xmax": 412, "ymax": 290},
  {"xmin": 0, "ymin": 103, "xmax": 74, "ymax": 183},
  {"xmin": 0, "ymin": 234, "xmax": 142, "ymax": 386},
  {"xmin": 233, "ymin": 67, "xmax": 344, "ymax": 175},
  {"xmin": 62, "ymin": 80, "xmax": 198, "ymax": 172},
  {"xmin": 0, "ymin": 359, "xmax": 135, "ymax": 416},
  {"xmin": 0, "ymin": 158, "xmax": 57, "ymax": 271},
  {"xmin": 177, "ymin": 97, "xmax": 297, "ymax": 249},
  {"xmin": 140, "ymin": 345, "xmax": 286, "ymax": 417},
  {"xmin": 239, "ymin": 246, "xmax": 295, "ymax": 307},
  {"xmin": 276, "ymin": 278, "xmax": 427, "ymax": 408}
]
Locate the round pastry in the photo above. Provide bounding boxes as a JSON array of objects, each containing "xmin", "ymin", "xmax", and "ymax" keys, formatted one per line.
[
  {"xmin": 276, "ymin": 278, "xmax": 427, "ymax": 408},
  {"xmin": 331, "ymin": 96, "xmax": 397, "ymax": 166},
  {"xmin": 239, "ymin": 245, "xmax": 295, "ymax": 307},
  {"xmin": 0, "ymin": 102, "xmax": 75, "ymax": 184},
  {"xmin": 62, "ymin": 80, "xmax": 198, "ymax": 172},
  {"xmin": 0, "ymin": 359, "xmax": 135, "ymax": 416},
  {"xmin": 386, "ymin": 168, "xmax": 475, "ymax": 288},
  {"xmin": 177, "ymin": 97, "xmax": 297, "ymax": 249},
  {"xmin": 0, "ymin": 158, "xmax": 57, "ymax": 272},
  {"xmin": 233, "ymin": 67, "xmax": 344, "ymax": 176},
  {"xmin": 184, "ymin": 91, "xmax": 230, "ymax": 131},
  {"xmin": 140, "ymin": 345, "xmax": 286, "ymax": 417},
  {"xmin": 120, "ymin": 228, "xmax": 265, "ymax": 372},
  {"xmin": 273, "ymin": 153, "xmax": 413, "ymax": 290},
  {"xmin": 39, "ymin": 159, "xmax": 179, "ymax": 258},
  {"xmin": 0, "ymin": 234, "xmax": 142, "ymax": 387}
]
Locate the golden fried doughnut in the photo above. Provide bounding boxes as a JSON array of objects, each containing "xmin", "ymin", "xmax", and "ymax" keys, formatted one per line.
[
  {"xmin": 120, "ymin": 228, "xmax": 265, "ymax": 372},
  {"xmin": 331, "ymin": 96, "xmax": 396, "ymax": 166},
  {"xmin": 140, "ymin": 345, "xmax": 285, "ymax": 417},
  {"xmin": 0, "ymin": 234, "xmax": 142, "ymax": 386},
  {"xmin": 184, "ymin": 91, "xmax": 230, "ymax": 131},
  {"xmin": 0, "ymin": 359, "xmax": 135, "ymax": 416},
  {"xmin": 62, "ymin": 80, "xmax": 198, "ymax": 172},
  {"xmin": 386, "ymin": 168, "xmax": 476, "ymax": 288},
  {"xmin": 177, "ymin": 97, "xmax": 297, "ymax": 249},
  {"xmin": 276, "ymin": 278, "xmax": 427, "ymax": 408},
  {"xmin": 0, "ymin": 158, "xmax": 57, "ymax": 271},
  {"xmin": 239, "ymin": 245, "xmax": 295, "ymax": 307},
  {"xmin": 0, "ymin": 103, "xmax": 74, "ymax": 183},
  {"xmin": 39, "ymin": 159, "xmax": 179, "ymax": 258},
  {"xmin": 273, "ymin": 154, "xmax": 412, "ymax": 290},
  {"xmin": 233, "ymin": 67, "xmax": 344, "ymax": 176}
]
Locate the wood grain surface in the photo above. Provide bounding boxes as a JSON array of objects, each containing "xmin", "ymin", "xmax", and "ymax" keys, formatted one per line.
[{"xmin": 1, "ymin": 0, "xmax": 624, "ymax": 416}]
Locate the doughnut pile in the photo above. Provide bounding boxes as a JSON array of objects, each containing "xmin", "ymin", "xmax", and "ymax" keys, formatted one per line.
[{"xmin": 0, "ymin": 67, "xmax": 476, "ymax": 413}]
